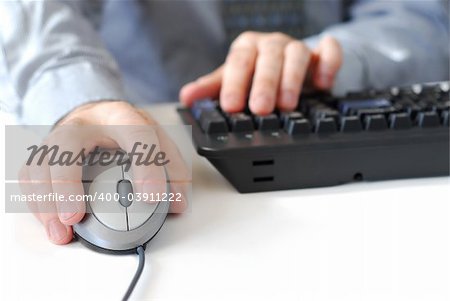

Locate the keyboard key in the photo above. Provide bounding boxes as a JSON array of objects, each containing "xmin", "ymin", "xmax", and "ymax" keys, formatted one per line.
[
  {"xmin": 300, "ymin": 98, "xmax": 321, "ymax": 115},
  {"xmin": 340, "ymin": 116, "xmax": 362, "ymax": 132},
  {"xmin": 346, "ymin": 90, "xmax": 379, "ymax": 99},
  {"xmin": 441, "ymin": 111, "xmax": 449, "ymax": 126},
  {"xmin": 280, "ymin": 111, "xmax": 303, "ymax": 126},
  {"xmin": 315, "ymin": 117, "xmax": 337, "ymax": 134},
  {"xmin": 199, "ymin": 110, "xmax": 228, "ymax": 134},
  {"xmin": 355, "ymin": 106, "xmax": 398, "ymax": 118},
  {"xmin": 312, "ymin": 108, "xmax": 340, "ymax": 123},
  {"xmin": 433, "ymin": 101, "xmax": 450, "ymax": 114},
  {"xmin": 338, "ymin": 98, "xmax": 391, "ymax": 115},
  {"xmin": 416, "ymin": 111, "xmax": 440, "ymax": 128},
  {"xmin": 396, "ymin": 99, "xmax": 423, "ymax": 118},
  {"xmin": 439, "ymin": 92, "xmax": 450, "ymax": 102},
  {"xmin": 228, "ymin": 113, "xmax": 254, "ymax": 132},
  {"xmin": 255, "ymin": 114, "xmax": 280, "ymax": 131},
  {"xmin": 389, "ymin": 113, "xmax": 412, "ymax": 130},
  {"xmin": 417, "ymin": 99, "xmax": 438, "ymax": 111},
  {"xmin": 191, "ymin": 99, "xmax": 217, "ymax": 120},
  {"xmin": 364, "ymin": 114, "xmax": 388, "ymax": 131},
  {"xmin": 286, "ymin": 119, "xmax": 310, "ymax": 135}
]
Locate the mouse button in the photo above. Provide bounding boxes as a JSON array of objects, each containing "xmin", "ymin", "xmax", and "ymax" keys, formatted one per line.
[
  {"xmin": 89, "ymin": 196, "xmax": 128, "ymax": 231},
  {"xmin": 88, "ymin": 177, "xmax": 128, "ymax": 231},
  {"xmin": 127, "ymin": 199, "xmax": 158, "ymax": 230},
  {"xmin": 93, "ymin": 211, "xmax": 128, "ymax": 232},
  {"xmin": 83, "ymin": 163, "xmax": 123, "ymax": 183}
]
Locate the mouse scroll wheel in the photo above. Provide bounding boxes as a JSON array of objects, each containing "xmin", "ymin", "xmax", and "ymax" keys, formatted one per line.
[{"xmin": 117, "ymin": 179, "xmax": 133, "ymax": 207}]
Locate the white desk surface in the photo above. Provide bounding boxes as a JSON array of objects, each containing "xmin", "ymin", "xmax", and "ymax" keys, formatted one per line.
[{"xmin": 1, "ymin": 104, "xmax": 449, "ymax": 301}]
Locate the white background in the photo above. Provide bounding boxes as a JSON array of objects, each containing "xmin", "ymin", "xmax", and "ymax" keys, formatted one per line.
[{"xmin": 1, "ymin": 104, "xmax": 449, "ymax": 301}]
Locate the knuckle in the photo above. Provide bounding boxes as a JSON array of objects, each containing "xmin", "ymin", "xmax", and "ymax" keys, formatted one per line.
[
  {"xmin": 259, "ymin": 41, "xmax": 283, "ymax": 57},
  {"xmin": 134, "ymin": 108, "xmax": 156, "ymax": 124},
  {"xmin": 286, "ymin": 40, "xmax": 310, "ymax": 55},
  {"xmin": 265, "ymin": 48, "xmax": 284, "ymax": 62},
  {"xmin": 259, "ymin": 38, "xmax": 286, "ymax": 55},
  {"xmin": 238, "ymin": 31, "xmax": 257, "ymax": 41},
  {"xmin": 232, "ymin": 31, "xmax": 257, "ymax": 48},
  {"xmin": 322, "ymin": 35, "xmax": 339, "ymax": 46},
  {"xmin": 49, "ymin": 127, "xmax": 80, "ymax": 144},
  {"xmin": 111, "ymin": 100, "xmax": 136, "ymax": 113},
  {"xmin": 58, "ymin": 116, "xmax": 85, "ymax": 126},
  {"xmin": 268, "ymin": 32, "xmax": 289, "ymax": 41},
  {"xmin": 227, "ymin": 50, "xmax": 254, "ymax": 70},
  {"xmin": 106, "ymin": 107, "xmax": 137, "ymax": 124},
  {"xmin": 103, "ymin": 101, "xmax": 151, "ymax": 125}
]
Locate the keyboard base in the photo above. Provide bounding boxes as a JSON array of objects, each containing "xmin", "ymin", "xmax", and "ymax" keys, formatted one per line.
[
  {"xmin": 208, "ymin": 140, "xmax": 449, "ymax": 193},
  {"xmin": 178, "ymin": 107, "xmax": 449, "ymax": 193}
]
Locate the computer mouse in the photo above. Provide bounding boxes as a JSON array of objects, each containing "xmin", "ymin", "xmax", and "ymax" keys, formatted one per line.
[{"xmin": 73, "ymin": 151, "xmax": 170, "ymax": 254}]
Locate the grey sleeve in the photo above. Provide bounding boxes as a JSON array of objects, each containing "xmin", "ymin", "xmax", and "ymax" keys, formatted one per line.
[
  {"xmin": 304, "ymin": 0, "xmax": 449, "ymax": 95},
  {"xmin": 0, "ymin": 1, "xmax": 127, "ymax": 125}
]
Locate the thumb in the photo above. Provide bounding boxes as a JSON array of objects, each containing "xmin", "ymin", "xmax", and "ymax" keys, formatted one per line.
[
  {"xmin": 179, "ymin": 66, "xmax": 223, "ymax": 107},
  {"xmin": 312, "ymin": 36, "xmax": 343, "ymax": 90}
]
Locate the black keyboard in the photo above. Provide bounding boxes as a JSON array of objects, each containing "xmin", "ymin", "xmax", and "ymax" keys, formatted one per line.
[{"xmin": 177, "ymin": 82, "xmax": 450, "ymax": 193}]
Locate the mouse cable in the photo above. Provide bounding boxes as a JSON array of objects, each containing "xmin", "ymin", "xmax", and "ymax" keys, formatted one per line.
[{"xmin": 122, "ymin": 245, "xmax": 146, "ymax": 301}]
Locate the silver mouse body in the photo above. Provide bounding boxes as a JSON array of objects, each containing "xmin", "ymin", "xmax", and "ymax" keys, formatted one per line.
[{"xmin": 74, "ymin": 152, "xmax": 170, "ymax": 253}]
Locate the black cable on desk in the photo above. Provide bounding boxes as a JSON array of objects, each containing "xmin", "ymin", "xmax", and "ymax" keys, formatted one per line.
[{"xmin": 122, "ymin": 246, "xmax": 145, "ymax": 301}]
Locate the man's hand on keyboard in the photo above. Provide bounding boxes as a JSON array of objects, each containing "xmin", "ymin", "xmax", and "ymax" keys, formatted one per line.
[
  {"xmin": 19, "ymin": 101, "xmax": 189, "ymax": 244},
  {"xmin": 180, "ymin": 32, "xmax": 342, "ymax": 115}
]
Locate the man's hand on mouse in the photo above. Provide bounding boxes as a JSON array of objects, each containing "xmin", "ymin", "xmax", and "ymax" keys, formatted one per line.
[
  {"xmin": 19, "ymin": 101, "xmax": 190, "ymax": 245},
  {"xmin": 180, "ymin": 32, "xmax": 342, "ymax": 115}
]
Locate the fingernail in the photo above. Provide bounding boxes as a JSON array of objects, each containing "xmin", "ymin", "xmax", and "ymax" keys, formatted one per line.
[
  {"xmin": 46, "ymin": 219, "xmax": 68, "ymax": 242},
  {"xmin": 60, "ymin": 212, "xmax": 76, "ymax": 221},
  {"xmin": 59, "ymin": 199, "xmax": 83, "ymax": 221}
]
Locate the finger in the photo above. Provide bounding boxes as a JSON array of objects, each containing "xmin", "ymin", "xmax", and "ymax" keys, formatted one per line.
[
  {"xmin": 278, "ymin": 41, "xmax": 311, "ymax": 111},
  {"xmin": 220, "ymin": 32, "xmax": 259, "ymax": 113},
  {"xmin": 179, "ymin": 66, "xmax": 223, "ymax": 106},
  {"xmin": 104, "ymin": 113, "xmax": 167, "ymax": 198},
  {"xmin": 19, "ymin": 165, "xmax": 40, "ymax": 222},
  {"xmin": 39, "ymin": 212, "xmax": 74, "ymax": 245},
  {"xmin": 154, "ymin": 126, "xmax": 191, "ymax": 214},
  {"xmin": 313, "ymin": 35, "xmax": 343, "ymax": 90},
  {"xmin": 108, "ymin": 109, "xmax": 189, "ymax": 213},
  {"xmin": 249, "ymin": 34, "xmax": 290, "ymax": 115},
  {"xmin": 47, "ymin": 127, "xmax": 86, "ymax": 226},
  {"xmin": 27, "ymin": 155, "xmax": 73, "ymax": 244},
  {"xmin": 135, "ymin": 109, "xmax": 190, "ymax": 213}
]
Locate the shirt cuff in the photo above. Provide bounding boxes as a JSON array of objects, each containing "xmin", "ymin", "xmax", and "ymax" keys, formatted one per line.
[{"xmin": 20, "ymin": 62, "xmax": 127, "ymax": 125}]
